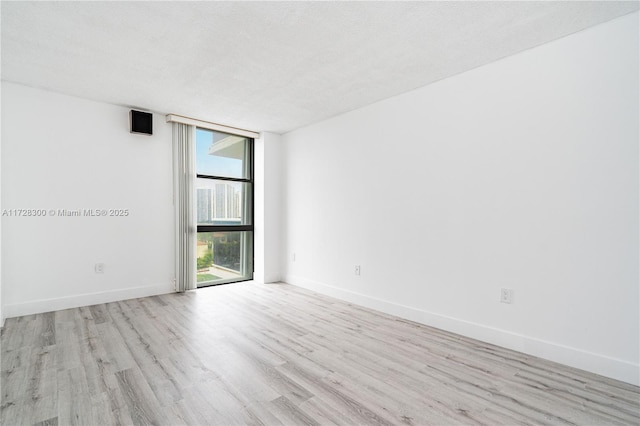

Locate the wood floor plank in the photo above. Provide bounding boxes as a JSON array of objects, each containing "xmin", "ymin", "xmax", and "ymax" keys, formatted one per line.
[
  {"xmin": 1, "ymin": 366, "xmax": 28, "ymax": 405},
  {"xmin": 114, "ymin": 368, "xmax": 164, "ymax": 426},
  {"xmin": 1, "ymin": 281, "xmax": 638, "ymax": 425},
  {"xmin": 243, "ymin": 401, "xmax": 285, "ymax": 426},
  {"xmin": 298, "ymin": 395, "xmax": 360, "ymax": 425},
  {"xmin": 2, "ymin": 315, "xmax": 36, "ymax": 352},
  {"xmin": 269, "ymin": 395, "xmax": 321, "ymax": 426},
  {"xmin": 33, "ymin": 416, "xmax": 58, "ymax": 426},
  {"xmin": 162, "ymin": 399, "xmax": 200, "ymax": 426},
  {"xmin": 100, "ymin": 373, "xmax": 136, "ymax": 426},
  {"xmin": 88, "ymin": 304, "xmax": 109, "ymax": 325},
  {"xmin": 1, "ymin": 345, "xmax": 31, "ymax": 373},
  {"xmin": 0, "ymin": 399, "xmax": 22, "ymax": 426},
  {"xmin": 57, "ymin": 367, "xmax": 96, "ymax": 426},
  {"xmin": 181, "ymin": 377, "xmax": 251, "ymax": 425}
]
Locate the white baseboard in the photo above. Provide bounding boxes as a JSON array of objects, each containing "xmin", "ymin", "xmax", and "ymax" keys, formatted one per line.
[
  {"xmin": 3, "ymin": 283, "xmax": 173, "ymax": 319},
  {"xmin": 284, "ymin": 274, "xmax": 639, "ymax": 387}
]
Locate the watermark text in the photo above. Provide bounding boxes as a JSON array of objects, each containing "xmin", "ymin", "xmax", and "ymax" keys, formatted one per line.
[{"xmin": 2, "ymin": 208, "xmax": 130, "ymax": 217}]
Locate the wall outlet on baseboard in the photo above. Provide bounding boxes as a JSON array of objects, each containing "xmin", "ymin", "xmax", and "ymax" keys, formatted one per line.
[
  {"xmin": 500, "ymin": 288, "xmax": 513, "ymax": 304},
  {"xmin": 95, "ymin": 263, "xmax": 105, "ymax": 274},
  {"xmin": 355, "ymin": 265, "xmax": 361, "ymax": 276}
]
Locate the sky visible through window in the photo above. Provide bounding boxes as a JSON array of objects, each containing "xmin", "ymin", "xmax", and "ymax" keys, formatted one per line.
[{"xmin": 196, "ymin": 128, "xmax": 242, "ymax": 177}]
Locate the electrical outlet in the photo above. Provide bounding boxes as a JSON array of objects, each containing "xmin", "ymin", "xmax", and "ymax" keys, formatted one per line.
[
  {"xmin": 355, "ymin": 265, "xmax": 361, "ymax": 276},
  {"xmin": 500, "ymin": 288, "xmax": 513, "ymax": 304},
  {"xmin": 95, "ymin": 263, "xmax": 105, "ymax": 274}
]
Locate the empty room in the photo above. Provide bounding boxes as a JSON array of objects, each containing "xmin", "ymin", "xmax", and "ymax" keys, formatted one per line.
[{"xmin": 1, "ymin": 1, "xmax": 639, "ymax": 425}]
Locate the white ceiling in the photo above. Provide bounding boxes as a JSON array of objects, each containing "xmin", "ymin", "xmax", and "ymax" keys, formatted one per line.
[{"xmin": 2, "ymin": 1, "xmax": 638, "ymax": 134}]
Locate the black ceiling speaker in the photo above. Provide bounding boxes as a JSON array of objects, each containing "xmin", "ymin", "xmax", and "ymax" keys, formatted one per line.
[{"xmin": 130, "ymin": 110, "xmax": 153, "ymax": 135}]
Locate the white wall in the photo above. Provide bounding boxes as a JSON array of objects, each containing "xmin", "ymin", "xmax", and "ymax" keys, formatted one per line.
[
  {"xmin": 255, "ymin": 132, "xmax": 283, "ymax": 283},
  {"xmin": 1, "ymin": 82, "xmax": 3, "ymax": 327},
  {"xmin": 282, "ymin": 13, "xmax": 639, "ymax": 385},
  {"xmin": 1, "ymin": 82, "xmax": 175, "ymax": 317},
  {"xmin": 264, "ymin": 132, "xmax": 283, "ymax": 283}
]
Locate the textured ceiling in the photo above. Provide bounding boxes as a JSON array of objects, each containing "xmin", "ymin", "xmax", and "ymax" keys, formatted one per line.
[{"xmin": 2, "ymin": 1, "xmax": 638, "ymax": 134}]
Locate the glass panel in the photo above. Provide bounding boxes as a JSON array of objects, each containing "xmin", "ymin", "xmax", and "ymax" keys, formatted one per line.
[
  {"xmin": 196, "ymin": 128, "xmax": 250, "ymax": 179},
  {"xmin": 196, "ymin": 178, "xmax": 252, "ymax": 226},
  {"xmin": 197, "ymin": 231, "xmax": 253, "ymax": 286}
]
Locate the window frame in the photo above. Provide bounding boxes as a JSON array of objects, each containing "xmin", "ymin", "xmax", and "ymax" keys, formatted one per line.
[{"xmin": 195, "ymin": 128, "xmax": 254, "ymax": 287}]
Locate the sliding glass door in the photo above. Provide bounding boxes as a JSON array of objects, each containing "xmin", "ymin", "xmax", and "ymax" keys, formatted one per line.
[{"xmin": 195, "ymin": 128, "xmax": 253, "ymax": 287}]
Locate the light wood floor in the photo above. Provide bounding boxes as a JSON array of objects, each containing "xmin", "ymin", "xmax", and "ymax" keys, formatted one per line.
[{"xmin": 1, "ymin": 282, "xmax": 639, "ymax": 426}]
